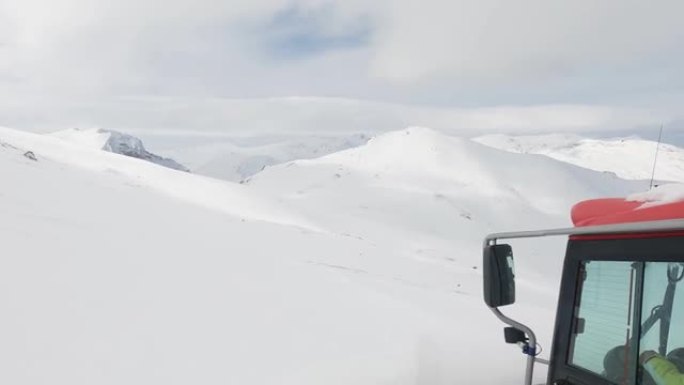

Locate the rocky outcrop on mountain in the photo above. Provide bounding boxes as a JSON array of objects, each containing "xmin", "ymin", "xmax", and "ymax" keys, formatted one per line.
[{"xmin": 103, "ymin": 130, "xmax": 189, "ymax": 172}]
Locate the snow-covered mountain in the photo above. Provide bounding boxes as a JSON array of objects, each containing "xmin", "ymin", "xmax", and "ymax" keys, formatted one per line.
[
  {"xmin": 51, "ymin": 128, "xmax": 189, "ymax": 172},
  {"xmin": 247, "ymin": 127, "xmax": 642, "ymax": 280},
  {"xmin": 0, "ymin": 125, "xmax": 646, "ymax": 384},
  {"xmin": 141, "ymin": 133, "xmax": 370, "ymax": 182},
  {"xmin": 474, "ymin": 133, "xmax": 684, "ymax": 183}
]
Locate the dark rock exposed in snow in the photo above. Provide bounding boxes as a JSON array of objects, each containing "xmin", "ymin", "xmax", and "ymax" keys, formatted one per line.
[
  {"xmin": 23, "ymin": 151, "xmax": 37, "ymax": 161},
  {"xmin": 102, "ymin": 130, "xmax": 190, "ymax": 172}
]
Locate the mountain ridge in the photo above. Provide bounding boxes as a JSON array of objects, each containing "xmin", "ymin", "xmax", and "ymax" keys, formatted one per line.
[{"xmin": 474, "ymin": 133, "xmax": 684, "ymax": 183}]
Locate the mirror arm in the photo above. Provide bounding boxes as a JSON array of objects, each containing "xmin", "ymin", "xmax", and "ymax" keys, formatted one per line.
[
  {"xmin": 489, "ymin": 306, "xmax": 538, "ymax": 385},
  {"xmin": 485, "ymin": 239, "xmax": 537, "ymax": 385}
]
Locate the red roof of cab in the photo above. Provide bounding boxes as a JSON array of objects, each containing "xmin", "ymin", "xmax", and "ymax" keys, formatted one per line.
[{"xmin": 572, "ymin": 198, "xmax": 684, "ymax": 227}]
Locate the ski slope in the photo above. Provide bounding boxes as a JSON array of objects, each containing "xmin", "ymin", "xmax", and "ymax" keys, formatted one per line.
[
  {"xmin": 0, "ymin": 125, "xmax": 645, "ymax": 384},
  {"xmin": 475, "ymin": 133, "xmax": 684, "ymax": 183}
]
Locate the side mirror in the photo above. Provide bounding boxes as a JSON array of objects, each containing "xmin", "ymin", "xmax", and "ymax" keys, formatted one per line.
[{"xmin": 483, "ymin": 244, "xmax": 515, "ymax": 307}]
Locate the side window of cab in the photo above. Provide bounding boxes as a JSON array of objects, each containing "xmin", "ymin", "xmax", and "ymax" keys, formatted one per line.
[{"xmin": 568, "ymin": 261, "xmax": 639, "ymax": 385}]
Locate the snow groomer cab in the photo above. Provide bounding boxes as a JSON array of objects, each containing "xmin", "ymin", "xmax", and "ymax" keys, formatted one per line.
[{"xmin": 483, "ymin": 193, "xmax": 684, "ymax": 385}]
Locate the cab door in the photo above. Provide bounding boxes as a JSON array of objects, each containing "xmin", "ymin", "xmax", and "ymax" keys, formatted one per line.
[{"xmin": 547, "ymin": 236, "xmax": 684, "ymax": 385}]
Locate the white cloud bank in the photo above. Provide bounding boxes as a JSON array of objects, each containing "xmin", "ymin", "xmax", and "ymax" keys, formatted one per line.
[
  {"xmin": 6, "ymin": 97, "xmax": 666, "ymax": 137},
  {"xmin": 0, "ymin": 0, "xmax": 682, "ymax": 133}
]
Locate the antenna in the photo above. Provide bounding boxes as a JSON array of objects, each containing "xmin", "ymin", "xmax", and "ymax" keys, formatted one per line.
[{"xmin": 649, "ymin": 124, "xmax": 664, "ymax": 190}]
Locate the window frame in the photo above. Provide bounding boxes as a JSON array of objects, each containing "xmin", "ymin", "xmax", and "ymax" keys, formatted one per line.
[{"xmin": 547, "ymin": 235, "xmax": 684, "ymax": 385}]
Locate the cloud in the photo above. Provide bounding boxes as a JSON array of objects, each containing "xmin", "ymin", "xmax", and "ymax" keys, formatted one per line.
[
  {"xmin": 0, "ymin": 0, "xmax": 682, "ymax": 134},
  {"xmin": 3, "ymin": 0, "xmax": 683, "ymax": 90},
  {"xmin": 367, "ymin": 0, "xmax": 684, "ymax": 85},
  {"xmin": 263, "ymin": 5, "xmax": 371, "ymax": 59},
  {"xmin": 0, "ymin": 0, "xmax": 378, "ymax": 104}
]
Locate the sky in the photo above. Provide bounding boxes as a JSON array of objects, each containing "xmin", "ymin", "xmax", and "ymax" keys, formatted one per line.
[{"xmin": 1, "ymin": 0, "xmax": 683, "ymax": 136}]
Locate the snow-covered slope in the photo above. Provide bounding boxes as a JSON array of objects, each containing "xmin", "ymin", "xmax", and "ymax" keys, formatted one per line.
[
  {"xmin": 0, "ymin": 125, "xmax": 646, "ymax": 384},
  {"xmin": 51, "ymin": 128, "xmax": 189, "ymax": 172},
  {"xmin": 2, "ymin": 127, "xmax": 313, "ymax": 230},
  {"xmin": 474, "ymin": 133, "xmax": 684, "ymax": 183},
  {"xmin": 247, "ymin": 127, "xmax": 642, "ymax": 279},
  {"xmin": 142, "ymin": 133, "xmax": 370, "ymax": 182}
]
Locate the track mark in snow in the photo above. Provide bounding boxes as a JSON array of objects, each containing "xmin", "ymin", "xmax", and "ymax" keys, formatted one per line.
[
  {"xmin": 305, "ymin": 261, "xmax": 368, "ymax": 275},
  {"xmin": 307, "ymin": 260, "xmax": 467, "ymax": 296},
  {"xmin": 340, "ymin": 232, "xmax": 364, "ymax": 241},
  {"xmin": 0, "ymin": 140, "xmax": 18, "ymax": 150}
]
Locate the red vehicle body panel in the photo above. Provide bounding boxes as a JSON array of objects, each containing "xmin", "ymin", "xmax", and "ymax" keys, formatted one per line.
[
  {"xmin": 571, "ymin": 198, "xmax": 684, "ymax": 239},
  {"xmin": 572, "ymin": 198, "xmax": 684, "ymax": 226}
]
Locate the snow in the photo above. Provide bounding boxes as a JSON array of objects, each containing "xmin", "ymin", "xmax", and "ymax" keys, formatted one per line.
[
  {"xmin": 474, "ymin": 133, "xmax": 684, "ymax": 183},
  {"xmin": 628, "ymin": 183, "xmax": 684, "ymax": 204},
  {"xmin": 50, "ymin": 127, "xmax": 112, "ymax": 149},
  {"xmin": 1, "ymin": 126, "xmax": 315, "ymax": 230},
  {"xmin": 0, "ymin": 125, "xmax": 648, "ymax": 384}
]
